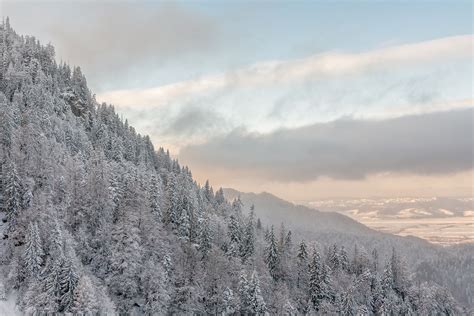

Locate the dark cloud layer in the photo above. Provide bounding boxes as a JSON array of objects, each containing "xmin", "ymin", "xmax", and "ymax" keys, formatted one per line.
[
  {"xmin": 163, "ymin": 106, "xmax": 227, "ymax": 138},
  {"xmin": 180, "ymin": 108, "xmax": 473, "ymax": 181}
]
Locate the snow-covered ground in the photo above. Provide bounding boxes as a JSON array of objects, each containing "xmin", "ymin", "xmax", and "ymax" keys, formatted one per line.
[
  {"xmin": 0, "ymin": 293, "xmax": 21, "ymax": 316},
  {"xmin": 303, "ymin": 197, "xmax": 474, "ymax": 245},
  {"xmin": 347, "ymin": 215, "xmax": 473, "ymax": 245}
]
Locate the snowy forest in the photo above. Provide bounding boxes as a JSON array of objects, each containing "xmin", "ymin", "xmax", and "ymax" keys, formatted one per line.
[{"xmin": 0, "ymin": 19, "xmax": 470, "ymax": 315}]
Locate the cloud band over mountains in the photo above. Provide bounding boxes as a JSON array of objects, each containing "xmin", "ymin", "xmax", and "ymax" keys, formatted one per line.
[
  {"xmin": 98, "ymin": 35, "xmax": 473, "ymax": 107},
  {"xmin": 180, "ymin": 108, "xmax": 473, "ymax": 181}
]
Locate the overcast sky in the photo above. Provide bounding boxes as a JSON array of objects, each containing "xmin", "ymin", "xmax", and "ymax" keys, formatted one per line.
[{"xmin": 2, "ymin": 0, "xmax": 472, "ymax": 200}]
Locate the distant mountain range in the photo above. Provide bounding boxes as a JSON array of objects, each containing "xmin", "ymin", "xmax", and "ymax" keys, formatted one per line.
[{"xmin": 223, "ymin": 188, "xmax": 373, "ymax": 236}]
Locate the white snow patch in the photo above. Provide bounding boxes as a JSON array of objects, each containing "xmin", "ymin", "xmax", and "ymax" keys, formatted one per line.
[
  {"xmin": 438, "ymin": 208, "xmax": 454, "ymax": 216},
  {"xmin": 0, "ymin": 293, "xmax": 20, "ymax": 316},
  {"xmin": 397, "ymin": 208, "xmax": 431, "ymax": 218},
  {"xmin": 463, "ymin": 210, "xmax": 474, "ymax": 216}
]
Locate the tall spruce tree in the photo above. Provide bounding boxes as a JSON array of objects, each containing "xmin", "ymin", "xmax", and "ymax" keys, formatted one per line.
[
  {"xmin": 23, "ymin": 222, "xmax": 44, "ymax": 278},
  {"xmin": 265, "ymin": 225, "xmax": 280, "ymax": 281}
]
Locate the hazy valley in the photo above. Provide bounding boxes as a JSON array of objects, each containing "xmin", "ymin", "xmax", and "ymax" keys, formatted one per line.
[{"xmin": 303, "ymin": 197, "xmax": 473, "ymax": 245}]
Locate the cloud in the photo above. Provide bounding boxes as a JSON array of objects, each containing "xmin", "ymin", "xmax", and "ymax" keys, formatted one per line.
[
  {"xmin": 97, "ymin": 35, "xmax": 473, "ymax": 107},
  {"xmin": 179, "ymin": 108, "xmax": 473, "ymax": 182},
  {"xmin": 97, "ymin": 35, "xmax": 473, "ymax": 151},
  {"xmin": 3, "ymin": 1, "xmax": 217, "ymax": 89},
  {"xmin": 164, "ymin": 106, "xmax": 225, "ymax": 138}
]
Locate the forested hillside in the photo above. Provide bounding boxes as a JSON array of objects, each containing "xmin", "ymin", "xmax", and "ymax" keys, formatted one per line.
[
  {"xmin": 224, "ymin": 189, "xmax": 474, "ymax": 309},
  {"xmin": 0, "ymin": 19, "xmax": 467, "ymax": 315}
]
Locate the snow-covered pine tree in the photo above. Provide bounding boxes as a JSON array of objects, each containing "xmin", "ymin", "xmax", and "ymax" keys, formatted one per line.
[
  {"xmin": 328, "ymin": 244, "xmax": 340, "ymax": 271},
  {"xmin": 0, "ymin": 93, "xmax": 14, "ymax": 153},
  {"xmin": 149, "ymin": 173, "xmax": 162, "ymax": 220},
  {"xmin": 203, "ymin": 179, "xmax": 214, "ymax": 203},
  {"xmin": 390, "ymin": 247, "xmax": 410, "ymax": 301},
  {"xmin": 227, "ymin": 214, "xmax": 242, "ymax": 257},
  {"xmin": 4, "ymin": 160, "xmax": 25, "ymax": 231},
  {"xmin": 296, "ymin": 239, "xmax": 309, "ymax": 289},
  {"xmin": 339, "ymin": 245, "xmax": 349, "ymax": 272},
  {"xmin": 265, "ymin": 225, "xmax": 280, "ymax": 280},
  {"xmin": 198, "ymin": 218, "xmax": 212, "ymax": 259},
  {"xmin": 215, "ymin": 188, "xmax": 225, "ymax": 206},
  {"xmin": 70, "ymin": 275, "xmax": 99, "ymax": 315},
  {"xmin": 308, "ymin": 246, "xmax": 330, "ymax": 309},
  {"xmin": 249, "ymin": 271, "xmax": 267, "ymax": 315},
  {"xmin": 59, "ymin": 258, "xmax": 79, "ymax": 312},
  {"xmin": 222, "ymin": 286, "xmax": 235, "ymax": 315},
  {"xmin": 241, "ymin": 210, "xmax": 255, "ymax": 262},
  {"xmin": 238, "ymin": 270, "xmax": 251, "ymax": 313},
  {"xmin": 23, "ymin": 221, "xmax": 44, "ymax": 278},
  {"xmin": 178, "ymin": 207, "xmax": 191, "ymax": 242}
]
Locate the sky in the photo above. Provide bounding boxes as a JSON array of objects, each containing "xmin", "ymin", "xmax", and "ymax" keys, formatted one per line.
[{"xmin": 1, "ymin": 0, "xmax": 473, "ymax": 201}]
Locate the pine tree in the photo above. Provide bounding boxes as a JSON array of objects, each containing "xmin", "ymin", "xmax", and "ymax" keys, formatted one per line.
[
  {"xmin": 238, "ymin": 270, "xmax": 251, "ymax": 313},
  {"xmin": 297, "ymin": 240, "xmax": 308, "ymax": 261},
  {"xmin": 241, "ymin": 211, "xmax": 255, "ymax": 262},
  {"xmin": 249, "ymin": 271, "xmax": 267, "ymax": 315},
  {"xmin": 178, "ymin": 208, "xmax": 191, "ymax": 242},
  {"xmin": 108, "ymin": 182, "xmax": 143, "ymax": 312},
  {"xmin": 43, "ymin": 257, "xmax": 64, "ymax": 312},
  {"xmin": 203, "ymin": 180, "xmax": 214, "ymax": 203},
  {"xmin": 370, "ymin": 275, "xmax": 384, "ymax": 314},
  {"xmin": 296, "ymin": 240, "xmax": 308, "ymax": 289},
  {"xmin": 390, "ymin": 248, "xmax": 409, "ymax": 301},
  {"xmin": 4, "ymin": 161, "xmax": 24, "ymax": 230},
  {"xmin": 0, "ymin": 94, "xmax": 13, "ymax": 152},
  {"xmin": 232, "ymin": 196, "xmax": 243, "ymax": 216},
  {"xmin": 340, "ymin": 285, "xmax": 358, "ymax": 316},
  {"xmin": 149, "ymin": 173, "xmax": 162, "ymax": 220},
  {"xmin": 256, "ymin": 218, "xmax": 262, "ymax": 230},
  {"xmin": 265, "ymin": 225, "xmax": 280, "ymax": 280},
  {"xmin": 199, "ymin": 218, "xmax": 212, "ymax": 259},
  {"xmin": 165, "ymin": 172, "xmax": 180, "ymax": 226},
  {"xmin": 371, "ymin": 248, "xmax": 379, "ymax": 273},
  {"xmin": 162, "ymin": 253, "xmax": 172, "ymax": 282},
  {"xmin": 285, "ymin": 230, "xmax": 292, "ymax": 252},
  {"xmin": 222, "ymin": 287, "xmax": 235, "ymax": 315},
  {"xmin": 59, "ymin": 259, "xmax": 79, "ymax": 312},
  {"xmin": 339, "ymin": 246, "xmax": 349, "ymax": 272},
  {"xmin": 215, "ymin": 188, "xmax": 225, "ymax": 205},
  {"xmin": 278, "ymin": 222, "xmax": 286, "ymax": 252},
  {"xmin": 50, "ymin": 219, "xmax": 64, "ymax": 257},
  {"xmin": 308, "ymin": 247, "xmax": 332, "ymax": 309},
  {"xmin": 328, "ymin": 244, "xmax": 340, "ymax": 271},
  {"xmin": 23, "ymin": 222, "xmax": 44, "ymax": 278},
  {"xmin": 142, "ymin": 260, "xmax": 170, "ymax": 315},
  {"xmin": 227, "ymin": 214, "xmax": 242, "ymax": 257},
  {"xmin": 71, "ymin": 275, "xmax": 99, "ymax": 315}
]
